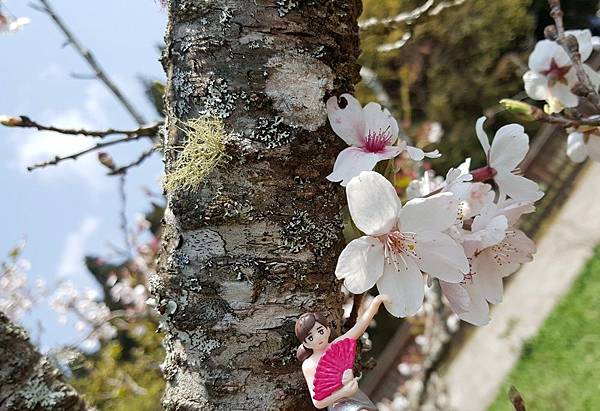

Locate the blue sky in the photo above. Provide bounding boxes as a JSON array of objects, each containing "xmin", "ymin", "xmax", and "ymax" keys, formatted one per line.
[{"xmin": 0, "ymin": 0, "xmax": 166, "ymax": 349}]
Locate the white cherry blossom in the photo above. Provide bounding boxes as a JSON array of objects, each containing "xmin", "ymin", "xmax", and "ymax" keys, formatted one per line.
[
  {"xmin": 335, "ymin": 171, "xmax": 469, "ymax": 317},
  {"xmin": 476, "ymin": 116, "xmax": 544, "ymax": 201},
  {"xmin": 326, "ymin": 94, "xmax": 440, "ymax": 186},
  {"xmin": 523, "ymin": 30, "xmax": 600, "ymax": 113},
  {"xmin": 441, "ymin": 201, "xmax": 536, "ymax": 325},
  {"xmin": 566, "ymin": 129, "xmax": 600, "ymax": 162},
  {"xmin": 0, "ymin": 14, "xmax": 30, "ymax": 33}
]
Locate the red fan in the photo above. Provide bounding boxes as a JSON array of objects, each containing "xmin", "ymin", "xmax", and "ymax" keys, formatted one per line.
[{"xmin": 312, "ymin": 338, "xmax": 357, "ymax": 401}]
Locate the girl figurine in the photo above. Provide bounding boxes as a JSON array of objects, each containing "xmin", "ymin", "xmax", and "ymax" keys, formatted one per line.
[{"xmin": 295, "ymin": 294, "xmax": 391, "ymax": 410}]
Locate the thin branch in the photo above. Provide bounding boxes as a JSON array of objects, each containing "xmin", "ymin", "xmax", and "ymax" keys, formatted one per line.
[
  {"xmin": 108, "ymin": 146, "xmax": 157, "ymax": 176},
  {"xmin": 118, "ymin": 174, "xmax": 132, "ymax": 257},
  {"xmin": 548, "ymin": 0, "xmax": 600, "ymax": 111},
  {"xmin": 27, "ymin": 134, "xmax": 151, "ymax": 171},
  {"xmin": 35, "ymin": 0, "xmax": 146, "ymax": 125},
  {"xmin": 509, "ymin": 386, "xmax": 527, "ymax": 411},
  {"xmin": 359, "ymin": 0, "xmax": 434, "ymax": 33},
  {"xmin": 3, "ymin": 115, "xmax": 161, "ymax": 138}
]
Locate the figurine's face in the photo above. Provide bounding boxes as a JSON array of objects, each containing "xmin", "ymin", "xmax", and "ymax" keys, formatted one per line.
[{"xmin": 303, "ymin": 321, "xmax": 330, "ymax": 350}]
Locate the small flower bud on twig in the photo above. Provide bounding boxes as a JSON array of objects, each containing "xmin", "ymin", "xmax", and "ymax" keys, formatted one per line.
[
  {"xmin": 544, "ymin": 25, "xmax": 558, "ymax": 40},
  {"xmin": 0, "ymin": 115, "xmax": 24, "ymax": 127},
  {"xmin": 98, "ymin": 152, "xmax": 116, "ymax": 171},
  {"xmin": 499, "ymin": 99, "xmax": 537, "ymax": 121}
]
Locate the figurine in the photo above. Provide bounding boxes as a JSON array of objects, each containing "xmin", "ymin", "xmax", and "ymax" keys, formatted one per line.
[{"xmin": 295, "ymin": 294, "xmax": 391, "ymax": 410}]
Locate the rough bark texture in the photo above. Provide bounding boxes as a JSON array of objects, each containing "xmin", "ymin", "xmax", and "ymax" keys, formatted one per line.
[
  {"xmin": 0, "ymin": 312, "xmax": 90, "ymax": 411},
  {"xmin": 155, "ymin": 1, "xmax": 361, "ymax": 409}
]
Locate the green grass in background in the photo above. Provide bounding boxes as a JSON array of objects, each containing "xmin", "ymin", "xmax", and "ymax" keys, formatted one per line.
[{"xmin": 488, "ymin": 245, "xmax": 600, "ymax": 411}]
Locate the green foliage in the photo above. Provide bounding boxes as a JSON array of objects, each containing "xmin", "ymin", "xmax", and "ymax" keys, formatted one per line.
[
  {"xmin": 488, "ymin": 245, "xmax": 600, "ymax": 411},
  {"xmin": 358, "ymin": 0, "xmax": 535, "ymax": 172},
  {"xmin": 70, "ymin": 320, "xmax": 165, "ymax": 411}
]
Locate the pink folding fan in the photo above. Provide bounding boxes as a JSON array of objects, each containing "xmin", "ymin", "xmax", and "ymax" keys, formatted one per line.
[{"xmin": 312, "ymin": 338, "xmax": 357, "ymax": 401}]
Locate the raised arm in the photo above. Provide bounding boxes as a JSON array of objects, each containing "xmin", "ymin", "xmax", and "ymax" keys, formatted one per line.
[{"xmin": 341, "ymin": 294, "xmax": 391, "ymax": 341}]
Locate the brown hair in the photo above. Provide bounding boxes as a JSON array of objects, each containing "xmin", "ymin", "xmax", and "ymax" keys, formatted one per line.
[{"xmin": 295, "ymin": 312, "xmax": 329, "ymax": 363}]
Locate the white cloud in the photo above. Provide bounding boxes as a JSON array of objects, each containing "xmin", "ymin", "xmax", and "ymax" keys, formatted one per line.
[
  {"xmin": 57, "ymin": 216, "xmax": 100, "ymax": 277},
  {"xmin": 10, "ymin": 83, "xmax": 113, "ymax": 188}
]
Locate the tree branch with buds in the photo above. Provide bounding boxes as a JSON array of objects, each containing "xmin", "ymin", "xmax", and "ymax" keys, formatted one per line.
[{"xmin": 546, "ymin": 0, "xmax": 600, "ymax": 111}]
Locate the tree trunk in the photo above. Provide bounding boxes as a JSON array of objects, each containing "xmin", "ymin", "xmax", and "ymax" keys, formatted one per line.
[
  {"xmin": 155, "ymin": 1, "xmax": 361, "ymax": 409},
  {"xmin": 0, "ymin": 312, "xmax": 90, "ymax": 411}
]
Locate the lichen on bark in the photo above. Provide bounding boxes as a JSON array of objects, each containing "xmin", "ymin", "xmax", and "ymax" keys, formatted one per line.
[
  {"xmin": 156, "ymin": 0, "xmax": 362, "ymax": 409},
  {"xmin": 0, "ymin": 312, "xmax": 91, "ymax": 411}
]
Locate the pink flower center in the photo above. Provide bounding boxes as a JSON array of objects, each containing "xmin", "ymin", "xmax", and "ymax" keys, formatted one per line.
[
  {"xmin": 380, "ymin": 230, "xmax": 419, "ymax": 268},
  {"xmin": 361, "ymin": 128, "xmax": 392, "ymax": 153},
  {"xmin": 540, "ymin": 58, "xmax": 571, "ymax": 86}
]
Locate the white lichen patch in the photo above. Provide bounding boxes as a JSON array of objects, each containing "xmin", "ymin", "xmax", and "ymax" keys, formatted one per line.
[
  {"xmin": 249, "ymin": 116, "xmax": 299, "ymax": 148},
  {"xmin": 275, "ymin": 0, "xmax": 300, "ymax": 16},
  {"xmin": 20, "ymin": 373, "xmax": 65, "ymax": 409},
  {"xmin": 220, "ymin": 281, "xmax": 253, "ymax": 310},
  {"xmin": 265, "ymin": 52, "xmax": 334, "ymax": 131}
]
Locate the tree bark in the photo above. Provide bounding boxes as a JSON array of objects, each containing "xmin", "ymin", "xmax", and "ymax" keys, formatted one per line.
[
  {"xmin": 155, "ymin": 1, "xmax": 361, "ymax": 409},
  {"xmin": 0, "ymin": 312, "xmax": 90, "ymax": 411}
]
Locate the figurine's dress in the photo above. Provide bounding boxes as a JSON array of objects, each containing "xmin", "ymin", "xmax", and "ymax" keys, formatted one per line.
[{"xmin": 328, "ymin": 388, "xmax": 378, "ymax": 411}]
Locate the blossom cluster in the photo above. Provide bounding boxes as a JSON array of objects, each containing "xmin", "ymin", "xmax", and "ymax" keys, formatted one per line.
[
  {"xmin": 522, "ymin": 28, "xmax": 600, "ymax": 163},
  {"xmin": 327, "ymin": 96, "xmax": 542, "ymax": 325}
]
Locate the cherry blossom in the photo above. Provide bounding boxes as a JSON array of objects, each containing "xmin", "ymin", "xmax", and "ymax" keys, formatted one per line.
[
  {"xmin": 441, "ymin": 201, "xmax": 536, "ymax": 325},
  {"xmin": 476, "ymin": 116, "xmax": 544, "ymax": 201},
  {"xmin": 0, "ymin": 14, "xmax": 30, "ymax": 33},
  {"xmin": 326, "ymin": 94, "xmax": 440, "ymax": 186},
  {"xmin": 335, "ymin": 171, "xmax": 469, "ymax": 317},
  {"xmin": 522, "ymin": 30, "xmax": 600, "ymax": 113},
  {"xmin": 566, "ymin": 129, "xmax": 600, "ymax": 163}
]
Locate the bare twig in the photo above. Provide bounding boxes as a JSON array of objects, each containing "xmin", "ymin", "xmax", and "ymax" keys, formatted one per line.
[
  {"xmin": 118, "ymin": 175, "xmax": 132, "ymax": 257},
  {"xmin": 548, "ymin": 0, "xmax": 600, "ymax": 111},
  {"xmin": 27, "ymin": 134, "xmax": 151, "ymax": 171},
  {"xmin": 108, "ymin": 146, "xmax": 156, "ymax": 176},
  {"xmin": 34, "ymin": 0, "xmax": 147, "ymax": 125},
  {"xmin": 359, "ymin": 0, "xmax": 434, "ymax": 33},
  {"xmin": 3, "ymin": 115, "xmax": 161, "ymax": 138},
  {"xmin": 359, "ymin": 0, "xmax": 465, "ymax": 35},
  {"xmin": 508, "ymin": 386, "xmax": 527, "ymax": 411}
]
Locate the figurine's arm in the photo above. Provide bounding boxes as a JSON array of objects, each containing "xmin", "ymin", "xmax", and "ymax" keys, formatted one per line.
[{"xmin": 340, "ymin": 294, "xmax": 390, "ymax": 341}]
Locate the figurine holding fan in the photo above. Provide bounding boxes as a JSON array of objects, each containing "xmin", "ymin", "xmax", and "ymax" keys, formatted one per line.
[{"xmin": 295, "ymin": 294, "xmax": 391, "ymax": 410}]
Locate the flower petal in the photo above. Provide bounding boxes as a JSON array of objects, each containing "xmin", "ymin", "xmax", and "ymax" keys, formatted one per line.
[
  {"xmin": 376, "ymin": 257, "xmax": 424, "ymax": 317},
  {"xmin": 327, "ymin": 94, "xmax": 365, "ymax": 146},
  {"xmin": 335, "ymin": 236, "xmax": 385, "ymax": 294},
  {"xmin": 413, "ymin": 230, "xmax": 469, "ymax": 282},
  {"xmin": 399, "ymin": 192, "xmax": 459, "ymax": 233},
  {"xmin": 587, "ymin": 133, "xmax": 600, "ymax": 162},
  {"xmin": 471, "ymin": 254, "xmax": 504, "ymax": 304},
  {"xmin": 528, "ymin": 39, "xmax": 569, "ymax": 72},
  {"xmin": 346, "ymin": 171, "xmax": 402, "ymax": 236},
  {"xmin": 362, "ymin": 102, "xmax": 399, "ymax": 143},
  {"xmin": 405, "ymin": 146, "xmax": 441, "ymax": 161},
  {"xmin": 475, "ymin": 116, "xmax": 491, "ymax": 156},
  {"xmin": 458, "ymin": 284, "xmax": 490, "ymax": 326},
  {"xmin": 327, "ymin": 147, "xmax": 402, "ymax": 187},
  {"xmin": 494, "ymin": 170, "xmax": 544, "ymax": 201},
  {"xmin": 523, "ymin": 70, "xmax": 549, "ymax": 101},
  {"xmin": 489, "ymin": 123, "xmax": 529, "ymax": 171},
  {"xmin": 440, "ymin": 281, "xmax": 470, "ymax": 314},
  {"xmin": 549, "ymin": 82, "xmax": 579, "ymax": 109},
  {"xmin": 566, "ymin": 132, "xmax": 588, "ymax": 163},
  {"xmin": 566, "ymin": 29, "xmax": 593, "ymax": 62}
]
